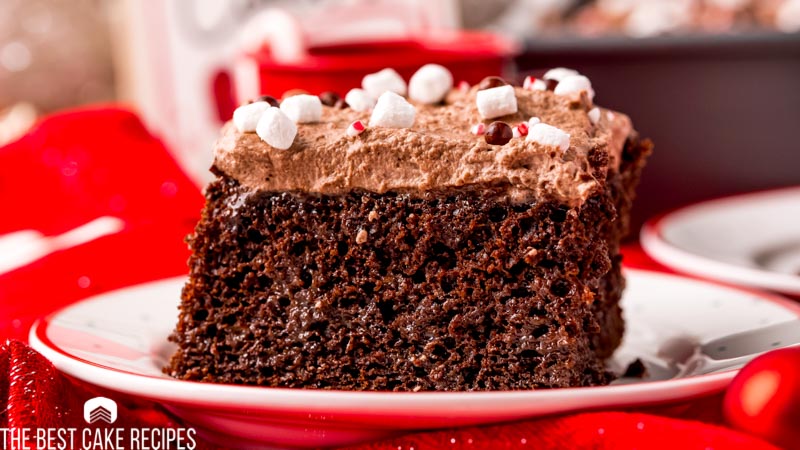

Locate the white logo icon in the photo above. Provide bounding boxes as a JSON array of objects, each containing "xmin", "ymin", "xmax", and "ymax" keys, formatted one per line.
[{"xmin": 84, "ymin": 397, "xmax": 117, "ymax": 424}]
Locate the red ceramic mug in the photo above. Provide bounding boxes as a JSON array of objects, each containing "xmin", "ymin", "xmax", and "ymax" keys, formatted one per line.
[{"xmin": 214, "ymin": 31, "xmax": 518, "ymax": 121}]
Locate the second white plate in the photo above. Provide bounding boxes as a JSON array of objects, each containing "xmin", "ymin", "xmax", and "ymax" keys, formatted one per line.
[{"xmin": 642, "ymin": 187, "xmax": 800, "ymax": 296}]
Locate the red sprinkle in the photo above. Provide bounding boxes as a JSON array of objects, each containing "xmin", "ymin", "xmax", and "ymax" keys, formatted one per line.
[
  {"xmin": 470, "ymin": 123, "xmax": 486, "ymax": 136},
  {"xmin": 515, "ymin": 122, "xmax": 529, "ymax": 137},
  {"xmin": 458, "ymin": 80, "xmax": 471, "ymax": 93},
  {"xmin": 347, "ymin": 120, "xmax": 366, "ymax": 136},
  {"xmin": 523, "ymin": 76, "xmax": 536, "ymax": 90}
]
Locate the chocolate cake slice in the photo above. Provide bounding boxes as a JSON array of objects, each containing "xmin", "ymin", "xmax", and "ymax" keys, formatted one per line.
[{"xmin": 165, "ymin": 67, "xmax": 651, "ymax": 390}]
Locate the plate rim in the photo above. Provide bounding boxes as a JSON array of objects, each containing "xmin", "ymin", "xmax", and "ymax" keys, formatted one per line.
[
  {"xmin": 641, "ymin": 186, "xmax": 800, "ymax": 295},
  {"xmin": 29, "ymin": 268, "xmax": 800, "ymax": 414}
]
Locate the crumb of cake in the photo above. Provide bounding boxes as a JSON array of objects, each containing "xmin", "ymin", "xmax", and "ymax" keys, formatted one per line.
[
  {"xmin": 368, "ymin": 211, "xmax": 378, "ymax": 222},
  {"xmin": 623, "ymin": 358, "xmax": 648, "ymax": 378},
  {"xmin": 356, "ymin": 228, "xmax": 368, "ymax": 244}
]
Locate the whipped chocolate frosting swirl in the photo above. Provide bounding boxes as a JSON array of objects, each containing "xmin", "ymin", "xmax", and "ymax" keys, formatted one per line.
[{"xmin": 213, "ymin": 87, "xmax": 632, "ymax": 206}]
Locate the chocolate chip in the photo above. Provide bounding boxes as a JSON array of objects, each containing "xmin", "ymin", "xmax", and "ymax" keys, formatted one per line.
[
  {"xmin": 478, "ymin": 76, "xmax": 508, "ymax": 91},
  {"xmin": 253, "ymin": 95, "xmax": 280, "ymax": 107},
  {"xmin": 484, "ymin": 121, "xmax": 513, "ymax": 146},
  {"xmin": 319, "ymin": 91, "xmax": 341, "ymax": 107},
  {"xmin": 545, "ymin": 79, "xmax": 559, "ymax": 91}
]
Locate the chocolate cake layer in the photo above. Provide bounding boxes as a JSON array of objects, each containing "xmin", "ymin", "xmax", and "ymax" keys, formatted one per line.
[{"xmin": 165, "ymin": 137, "xmax": 651, "ymax": 390}]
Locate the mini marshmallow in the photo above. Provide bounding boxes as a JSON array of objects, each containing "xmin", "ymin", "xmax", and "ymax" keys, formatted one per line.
[
  {"xmin": 528, "ymin": 116, "xmax": 541, "ymax": 126},
  {"xmin": 554, "ymin": 75, "xmax": 595, "ymax": 101},
  {"xmin": 346, "ymin": 120, "xmax": 366, "ymax": 137},
  {"xmin": 527, "ymin": 123, "xmax": 570, "ymax": 151},
  {"xmin": 543, "ymin": 67, "xmax": 580, "ymax": 82},
  {"xmin": 232, "ymin": 101, "xmax": 270, "ymax": 132},
  {"xmin": 279, "ymin": 94, "xmax": 322, "ymax": 123},
  {"xmin": 470, "ymin": 123, "xmax": 486, "ymax": 136},
  {"xmin": 408, "ymin": 64, "xmax": 453, "ymax": 104},
  {"xmin": 362, "ymin": 68, "xmax": 407, "ymax": 99},
  {"xmin": 588, "ymin": 107, "xmax": 601, "ymax": 125},
  {"xmin": 476, "ymin": 85, "xmax": 517, "ymax": 119},
  {"xmin": 256, "ymin": 107, "xmax": 297, "ymax": 150},
  {"xmin": 369, "ymin": 91, "xmax": 415, "ymax": 128},
  {"xmin": 345, "ymin": 88, "xmax": 376, "ymax": 112}
]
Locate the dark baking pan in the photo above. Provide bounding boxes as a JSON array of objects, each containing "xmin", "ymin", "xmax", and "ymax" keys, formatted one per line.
[{"xmin": 515, "ymin": 31, "xmax": 800, "ymax": 233}]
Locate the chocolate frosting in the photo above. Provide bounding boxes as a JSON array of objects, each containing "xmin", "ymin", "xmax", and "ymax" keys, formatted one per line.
[{"xmin": 213, "ymin": 87, "xmax": 633, "ymax": 206}]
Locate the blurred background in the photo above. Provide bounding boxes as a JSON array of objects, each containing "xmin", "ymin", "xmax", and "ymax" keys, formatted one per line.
[{"xmin": 1, "ymin": 0, "xmax": 799, "ymax": 230}]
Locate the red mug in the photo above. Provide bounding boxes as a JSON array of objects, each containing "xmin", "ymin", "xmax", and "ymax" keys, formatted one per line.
[{"xmin": 214, "ymin": 31, "xmax": 518, "ymax": 121}]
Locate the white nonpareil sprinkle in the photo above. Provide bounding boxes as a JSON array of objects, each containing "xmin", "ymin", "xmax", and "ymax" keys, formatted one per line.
[
  {"xmin": 588, "ymin": 107, "xmax": 601, "ymax": 124},
  {"xmin": 362, "ymin": 68, "xmax": 407, "ymax": 99},
  {"xmin": 476, "ymin": 85, "xmax": 517, "ymax": 119},
  {"xmin": 369, "ymin": 91, "xmax": 416, "ymax": 128},
  {"xmin": 232, "ymin": 101, "xmax": 271, "ymax": 132},
  {"xmin": 554, "ymin": 75, "xmax": 595, "ymax": 101},
  {"xmin": 470, "ymin": 123, "xmax": 486, "ymax": 135},
  {"xmin": 527, "ymin": 123, "xmax": 570, "ymax": 151},
  {"xmin": 279, "ymin": 94, "xmax": 322, "ymax": 123},
  {"xmin": 528, "ymin": 116, "xmax": 541, "ymax": 126},
  {"xmin": 256, "ymin": 107, "xmax": 297, "ymax": 150},
  {"xmin": 408, "ymin": 64, "xmax": 453, "ymax": 104},
  {"xmin": 345, "ymin": 88, "xmax": 376, "ymax": 112},
  {"xmin": 544, "ymin": 67, "xmax": 579, "ymax": 82}
]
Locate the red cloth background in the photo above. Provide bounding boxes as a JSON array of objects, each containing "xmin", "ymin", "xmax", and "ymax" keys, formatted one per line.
[{"xmin": 0, "ymin": 108, "xmax": 783, "ymax": 449}]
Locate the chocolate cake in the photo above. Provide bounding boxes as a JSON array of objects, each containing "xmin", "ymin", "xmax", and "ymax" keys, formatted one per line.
[{"xmin": 165, "ymin": 66, "xmax": 651, "ymax": 390}]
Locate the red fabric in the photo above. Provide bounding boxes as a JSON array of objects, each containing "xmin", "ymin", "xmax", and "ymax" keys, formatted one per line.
[{"xmin": 0, "ymin": 108, "xmax": 781, "ymax": 449}]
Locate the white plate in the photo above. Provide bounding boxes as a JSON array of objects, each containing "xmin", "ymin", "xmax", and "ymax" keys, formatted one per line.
[
  {"xmin": 641, "ymin": 187, "xmax": 800, "ymax": 296},
  {"xmin": 30, "ymin": 270, "xmax": 800, "ymax": 449}
]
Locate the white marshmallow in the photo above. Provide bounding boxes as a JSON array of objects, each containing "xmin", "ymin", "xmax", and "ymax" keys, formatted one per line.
[
  {"xmin": 776, "ymin": 0, "xmax": 800, "ymax": 33},
  {"xmin": 232, "ymin": 101, "xmax": 270, "ymax": 132},
  {"xmin": 408, "ymin": 64, "xmax": 453, "ymax": 104},
  {"xmin": 531, "ymin": 78, "xmax": 548, "ymax": 90},
  {"xmin": 588, "ymin": 107, "xmax": 601, "ymax": 125},
  {"xmin": 476, "ymin": 85, "xmax": 517, "ymax": 119},
  {"xmin": 362, "ymin": 68, "xmax": 407, "ymax": 99},
  {"xmin": 527, "ymin": 123, "xmax": 570, "ymax": 151},
  {"xmin": 345, "ymin": 88, "xmax": 376, "ymax": 112},
  {"xmin": 544, "ymin": 67, "xmax": 580, "ymax": 82},
  {"xmin": 256, "ymin": 107, "xmax": 297, "ymax": 150},
  {"xmin": 279, "ymin": 94, "xmax": 321, "ymax": 123},
  {"xmin": 369, "ymin": 91, "xmax": 415, "ymax": 128},
  {"xmin": 554, "ymin": 75, "xmax": 595, "ymax": 101}
]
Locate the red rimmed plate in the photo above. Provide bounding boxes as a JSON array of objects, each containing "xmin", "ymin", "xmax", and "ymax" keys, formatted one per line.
[{"xmin": 30, "ymin": 269, "xmax": 800, "ymax": 449}]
